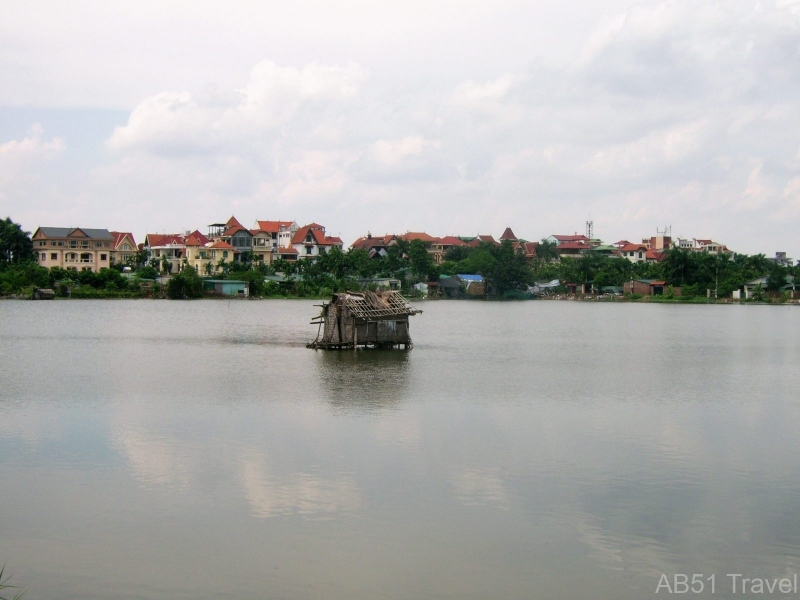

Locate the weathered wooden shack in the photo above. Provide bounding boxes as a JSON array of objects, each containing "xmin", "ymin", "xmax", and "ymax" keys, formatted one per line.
[
  {"xmin": 32, "ymin": 288, "xmax": 55, "ymax": 300},
  {"xmin": 308, "ymin": 291, "xmax": 422, "ymax": 349}
]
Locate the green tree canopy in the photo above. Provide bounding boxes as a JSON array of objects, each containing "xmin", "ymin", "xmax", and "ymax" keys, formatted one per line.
[{"xmin": 0, "ymin": 218, "xmax": 34, "ymax": 265}]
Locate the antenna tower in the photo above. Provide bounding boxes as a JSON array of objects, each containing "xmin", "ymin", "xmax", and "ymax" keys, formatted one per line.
[{"xmin": 585, "ymin": 220, "xmax": 594, "ymax": 240}]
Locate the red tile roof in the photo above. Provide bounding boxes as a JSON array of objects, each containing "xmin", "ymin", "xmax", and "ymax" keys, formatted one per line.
[
  {"xmin": 276, "ymin": 246, "xmax": 298, "ymax": 254},
  {"xmin": 254, "ymin": 220, "xmax": 294, "ymax": 233},
  {"xmin": 514, "ymin": 241, "xmax": 539, "ymax": 257},
  {"xmin": 145, "ymin": 233, "xmax": 184, "ymax": 247},
  {"xmin": 222, "ymin": 224, "xmax": 250, "ymax": 237},
  {"xmin": 618, "ymin": 243, "xmax": 648, "ymax": 252},
  {"xmin": 438, "ymin": 235, "xmax": 467, "ymax": 246},
  {"xmin": 208, "ymin": 241, "xmax": 235, "ymax": 250},
  {"xmin": 499, "ymin": 227, "xmax": 517, "ymax": 241},
  {"xmin": 645, "ymin": 250, "xmax": 666, "ymax": 261},
  {"xmin": 467, "ymin": 234, "xmax": 499, "ymax": 247},
  {"xmin": 110, "ymin": 231, "xmax": 137, "ymax": 249},
  {"xmin": 553, "ymin": 234, "xmax": 590, "ymax": 243},
  {"xmin": 187, "ymin": 230, "xmax": 209, "ymax": 245},
  {"xmin": 558, "ymin": 241, "xmax": 591, "ymax": 250},
  {"xmin": 226, "ymin": 216, "xmax": 244, "ymax": 229},
  {"xmin": 291, "ymin": 224, "xmax": 341, "ymax": 246}
]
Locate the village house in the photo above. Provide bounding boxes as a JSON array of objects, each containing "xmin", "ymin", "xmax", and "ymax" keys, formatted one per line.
[
  {"xmin": 205, "ymin": 216, "xmax": 253, "ymax": 265},
  {"xmin": 626, "ymin": 279, "xmax": 682, "ymax": 296},
  {"xmin": 110, "ymin": 232, "xmax": 138, "ymax": 266},
  {"xmin": 185, "ymin": 231, "xmax": 240, "ymax": 275},
  {"xmin": 143, "ymin": 233, "xmax": 187, "ymax": 273},
  {"xmin": 32, "ymin": 227, "xmax": 115, "ymax": 272},
  {"xmin": 350, "ymin": 233, "xmax": 400, "ymax": 259},
  {"xmin": 251, "ymin": 220, "xmax": 297, "ymax": 263},
  {"xmin": 545, "ymin": 234, "xmax": 591, "ymax": 246},
  {"xmin": 430, "ymin": 236, "xmax": 467, "ymax": 264},
  {"xmin": 462, "ymin": 234, "xmax": 499, "ymax": 247},
  {"xmin": 497, "ymin": 227, "xmax": 538, "ymax": 259},
  {"xmin": 291, "ymin": 223, "xmax": 343, "ymax": 259}
]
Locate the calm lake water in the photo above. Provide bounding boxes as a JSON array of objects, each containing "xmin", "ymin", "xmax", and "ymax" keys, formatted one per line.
[{"xmin": 1, "ymin": 299, "xmax": 800, "ymax": 599}]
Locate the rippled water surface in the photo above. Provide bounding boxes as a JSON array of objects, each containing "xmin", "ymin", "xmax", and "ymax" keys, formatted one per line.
[{"xmin": 1, "ymin": 299, "xmax": 800, "ymax": 599}]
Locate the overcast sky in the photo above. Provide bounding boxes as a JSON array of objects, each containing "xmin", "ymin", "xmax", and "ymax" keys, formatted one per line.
[{"xmin": 2, "ymin": 0, "xmax": 800, "ymax": 256}]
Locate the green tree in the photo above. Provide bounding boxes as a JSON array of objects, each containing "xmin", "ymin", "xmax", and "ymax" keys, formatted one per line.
[
  {"xmin": 535, "ymin": 239, "xmax": 559, "ymax": 261},
  {"xmin": 0, "ymin": 217, "xmax": 34, "ymax": 265},
  {"xmin": 167, "ymin": 266, "xmax": 203, "ymax": 299},
  {"xmin": 766, "ymin": 265, "xmax": 788, "ymax": 293},
  {"xmin": 408, "ymin": 239, "xmax": 437, "ymax": 281},
  {"xmin": 490, "ymin": 240, "xmax": 529, "ymax": 294}
]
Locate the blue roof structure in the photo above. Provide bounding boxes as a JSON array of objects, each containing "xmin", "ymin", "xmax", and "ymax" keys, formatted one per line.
[{"xmin": 457, "ymin": 274, "xmax": 484, "ymax": 282}]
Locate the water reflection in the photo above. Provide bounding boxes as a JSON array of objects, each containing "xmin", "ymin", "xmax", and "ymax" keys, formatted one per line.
[
  {"xmin": 314, "ymin": 350, "xmax": 411, "ymax": 412},
  {"xmin": 240, "ymin": 454, "xmax": 362, "ymax": 519},
  {"xmin": 3, "ymin": 301, "xmax": 800, "ymax": 599}
]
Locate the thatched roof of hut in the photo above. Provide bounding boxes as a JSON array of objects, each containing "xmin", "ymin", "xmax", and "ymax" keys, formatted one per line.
[{"xmin": 334, "ymin": 290, "xmax": 421, "ymax": 320}]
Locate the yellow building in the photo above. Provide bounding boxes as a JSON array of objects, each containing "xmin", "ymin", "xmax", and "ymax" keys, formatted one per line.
[
  {"xmin": 32, "ymin": 227, "xmax": 114, "ymax": 272},
  {"xmin": 185, "ymin": 239, "xmax": 237, "ymax": 275}
]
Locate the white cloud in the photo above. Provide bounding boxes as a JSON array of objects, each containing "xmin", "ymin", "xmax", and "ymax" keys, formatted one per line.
[
  {"xmin": 107, "ymin": 60, "xmax": 368, "ymax": 154},
  {"xmin": 5, "ymin": 1, "xmax": 800, "ymax": 256},
  {"xmin": 0, "ymin": 124, "xmax": 65, "ymax": 200},
  {"xmin": 369, "ymin": 136, "xmax": 441, "ymax": 167},
  {"xmin": 0, "ymin": 123, "xmax": 64, "ymax": 165}
]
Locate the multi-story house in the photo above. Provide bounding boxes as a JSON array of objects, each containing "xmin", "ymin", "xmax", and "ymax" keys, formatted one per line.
[
  {"xmin": 185, "ymin": 233, "xmax": 236, "ymax": 274},
  {"xmin": 291, "ymin": 223, "xmax": 343, "ymax": 259},
  {"xmin": 693, "ymin": 239, "xmax": 732, "ymax": 255},
  {"xmin": 252, "ymin": 220, "xmax": 297, "ymax": 263},
  {"xmin": 143, "ymin": 233, "xmax": 187, "ymax": 273},
  {"xmin": 110, "ymin": 232, "xmax": 138, "ymax": 266},
  {"xmin": 218, "ymin": 217, "xmax": 253, "ymax": 263},
  {"xmin": 32, "ymin": 227, "xmax": 115, "ymax": 272}
]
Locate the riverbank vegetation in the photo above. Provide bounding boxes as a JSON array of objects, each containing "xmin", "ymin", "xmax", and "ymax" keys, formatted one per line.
[{"xmin": 2, "ymin": 216, "xmax": 797, "ymax": 301}]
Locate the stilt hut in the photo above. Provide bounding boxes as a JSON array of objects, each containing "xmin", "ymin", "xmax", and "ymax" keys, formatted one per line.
[{"xmin": 308, "ymin": 291, "xmax": 422, "ymax": 349}]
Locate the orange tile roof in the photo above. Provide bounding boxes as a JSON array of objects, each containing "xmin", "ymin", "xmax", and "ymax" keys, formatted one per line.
[
  {"xmin": 208, "ymin": 241, "xmax": 235, "ymax": 250},
  {"xmin": 291, "ymin": 224, "xmax": 341, "ymax": 245},
  {"xmin": 254, "ymin": 220, "xmax": 294, "ymax": 233},
  {"xmin": 618, "ymin": 243, "xmax": 648, "ymax": 252}
]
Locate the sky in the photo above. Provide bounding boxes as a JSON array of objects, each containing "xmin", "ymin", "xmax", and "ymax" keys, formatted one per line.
[{"xmin": 1, "ymin": 0, "xmax": 800, "ymax": 257}]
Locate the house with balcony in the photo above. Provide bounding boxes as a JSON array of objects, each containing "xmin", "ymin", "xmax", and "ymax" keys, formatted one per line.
[
  {"xmin": 291, "ymin": 223, "xmax": 343, "ymax": 259},
  {"xmin": 205, "ymin": 216, "xmax": 253, "ymax": 264},
  {"xmin": 143, "ymin": 233, "xmax": 187, "ymax": 273},
  {"xmin": 110, "ymin": 232, "xmax": 138, "ymax": 266},
  {"xmin": 252, "ymin": 220, "xmax": 297, "ymax": 263},
  {"xmin": 32, "ymin": 227, "xmax": 115, "ymax": 272}
]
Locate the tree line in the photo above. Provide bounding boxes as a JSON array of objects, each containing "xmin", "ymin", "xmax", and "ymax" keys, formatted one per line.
[{"xmin": 2, "ymin": 217, "xmax": 796, "ymax": 299}]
